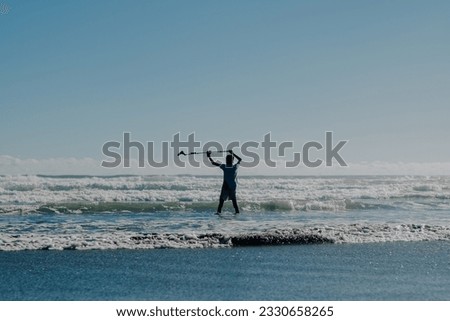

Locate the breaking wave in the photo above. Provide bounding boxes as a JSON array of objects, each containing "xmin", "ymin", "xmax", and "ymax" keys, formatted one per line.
[
  {"xmin": 1, "ymin": 175, "xmax": 450, "ymax": 214},
  {"xmin": 1, "ymin": 175, "xmax": 450, "ymax": 251},
  {"xmin": 1, "ymin": 224, "xmax": 449, "ymax": 251}
]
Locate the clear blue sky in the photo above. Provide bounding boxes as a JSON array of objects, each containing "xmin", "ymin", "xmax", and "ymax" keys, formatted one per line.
[{"xmin": 1, "ymin": 0, "xmax": 449, "ymax": 173}]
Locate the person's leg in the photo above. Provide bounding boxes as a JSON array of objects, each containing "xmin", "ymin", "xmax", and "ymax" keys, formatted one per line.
[
  {"xmin": 230, "ymin": 189, "xmax": 239, "ymax": 214},
  {"xmin": 230, "ymin": 190, "xmax": 239, "ymax": 214},
  {"xmin": 217, "ymin": 183, "xmax": 228, "ymax": 213},
  {"xmin": 217, "ymin": 198, "xmax": 225, "ymax": 213},
  {"xmin": 231, "ymin": 198, "xmax": 239, "ymax": 214}
]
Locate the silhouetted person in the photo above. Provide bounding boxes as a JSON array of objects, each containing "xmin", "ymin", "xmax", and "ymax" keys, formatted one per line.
[{"xmin": 207, "ymin": 150, "xmax": 242, "ymax": 214}]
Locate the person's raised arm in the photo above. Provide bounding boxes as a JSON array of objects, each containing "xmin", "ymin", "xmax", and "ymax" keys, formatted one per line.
[
  {"xmin": 207, "ymin": 151, "xmax": 220, "ymax": 166},
  {"xmin": 229, "ymin": 150, "xmax": 242, "ymax": 164}
]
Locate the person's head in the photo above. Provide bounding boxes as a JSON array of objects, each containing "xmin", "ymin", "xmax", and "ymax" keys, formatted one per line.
[{"xmin": 226, "ymin": 154, "xmax": 233, "ymax": 166}]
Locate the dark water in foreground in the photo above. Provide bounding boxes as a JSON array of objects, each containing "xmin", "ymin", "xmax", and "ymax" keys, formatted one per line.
[{"xmin": 1, "ymin": 241, "xmax": 449, "ymax": 300}]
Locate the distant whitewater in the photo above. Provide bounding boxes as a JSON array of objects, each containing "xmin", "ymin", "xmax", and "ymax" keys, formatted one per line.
[{"xmin": 0, "ymin": 175, "xmax": 449, "ymax": 250}]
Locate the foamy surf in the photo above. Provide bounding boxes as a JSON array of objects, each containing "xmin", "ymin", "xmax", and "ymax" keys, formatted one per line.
[
  {"xmin": 1, "ymin": 175, "xmax": 450, "ymax": 214},
  {"xmin": 1, "ymin": 224, "xmax": 449, "ymax": 251},
  {"xmin": 1, "ymin": 175, "xmax": 450, "ymax": 251}
]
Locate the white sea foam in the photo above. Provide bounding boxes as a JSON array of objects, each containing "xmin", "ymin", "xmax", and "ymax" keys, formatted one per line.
[
  {"xmin": 1, "ymin": 175, "xmax": 450, "ymax": 214},
  {"xmin": 1, "ymin": 175, "xmax": 450, "ymax": 251},
  {"xmin": 0, "ymin": 224, "xmax": 449, "ymax": 251}
]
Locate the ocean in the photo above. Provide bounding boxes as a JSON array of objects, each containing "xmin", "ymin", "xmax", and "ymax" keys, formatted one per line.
[{"xmin": 0, "ymin": 175, "xmax": 449, "ymax": 300}]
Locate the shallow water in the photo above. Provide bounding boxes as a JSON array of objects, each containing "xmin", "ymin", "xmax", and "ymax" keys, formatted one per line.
[
  {"xmin": 1, "ymin": 175, "xmax": 449, "ymax": 300},
  {"xmin": 2, "ymin": 175, "xmax": 450, "ymax": 250},
  {"xmin": 1, "ymin": 207, "xmax": 449, "ymax": 250},
  {"xmin": 1, "ymin": 242, "xmax": 449, "ymax": 300}
]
